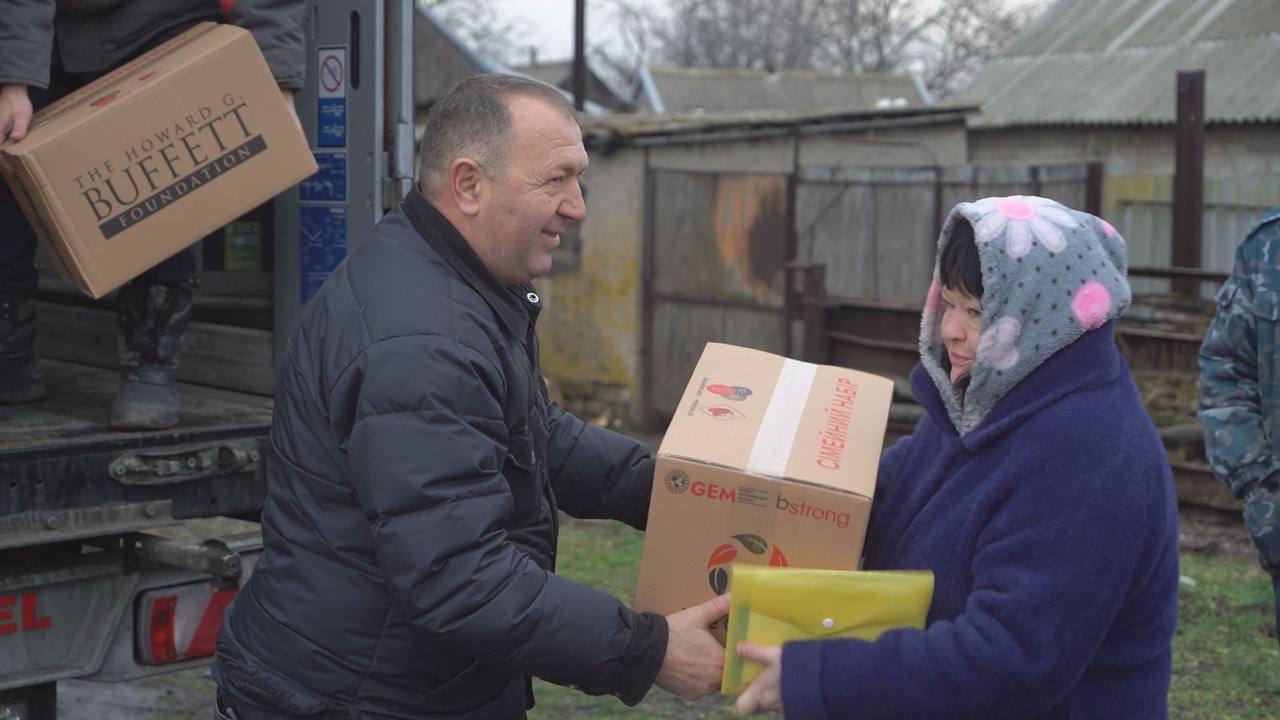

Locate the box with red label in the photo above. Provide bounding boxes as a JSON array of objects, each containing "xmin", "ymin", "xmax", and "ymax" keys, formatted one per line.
[{"xmin": 633, "ymin": 343, "xmax": 893, "ymax": 637}]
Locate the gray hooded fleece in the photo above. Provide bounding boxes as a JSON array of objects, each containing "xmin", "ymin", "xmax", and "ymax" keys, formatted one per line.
[{"xmin": 920, "ymin": 195, "xmax": 1132, "ymax": 434}]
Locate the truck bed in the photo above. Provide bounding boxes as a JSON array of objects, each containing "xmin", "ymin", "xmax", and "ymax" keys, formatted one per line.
[
  {"xmin": 1, "ymin": 360, "xmax": 273, "ymax": 545},
  {"xmin": 0, "ymin": 359, "xmax": 272, "ymax": 454}
]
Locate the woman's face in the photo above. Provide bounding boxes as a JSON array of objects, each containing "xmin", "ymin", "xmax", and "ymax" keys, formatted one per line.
[{"xmin": 939, "ymin": 285, "xmax": 983, "ymax": 383}]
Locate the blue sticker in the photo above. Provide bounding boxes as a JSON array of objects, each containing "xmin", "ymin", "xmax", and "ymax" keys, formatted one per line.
[
  {"xmin": 318, "ymin": 97, "xmax": 346, "ymax": 147},
  {"xmin": 300, "ymin": 152, "xmax": 347, "ymax": 202},
  {"xmin": 299, "ymin": 205, "xmax": 347, "ymax": 304}
]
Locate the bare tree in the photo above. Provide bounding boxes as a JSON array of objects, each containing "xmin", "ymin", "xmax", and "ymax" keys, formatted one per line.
[
  {"xmin": 419, "ymin": 0, "xmax": 518, "ymax": 66},
  {"xmin": 915, "ymin": 1, "xmax": 1028, "ymax": 96},
  {"xmin": 585, "ymin": 0, "xmax": 657, "ymax": 99},
  {"xmin": 632, "ymin": 0, "xmax": 1030, "ymax": 98},
  {"xmin": 651, "ymin": 0, "xmax": 831, "ymax": 72}
]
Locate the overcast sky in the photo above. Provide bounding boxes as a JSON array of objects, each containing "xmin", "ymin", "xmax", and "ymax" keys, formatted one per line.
[
  {"xmin": 492, "ymin": 0, "xmax": 662, "ymax": 65},
  {"xmin": 491, "ymin": 0, "xmax": 1048, "ymax": 65}
]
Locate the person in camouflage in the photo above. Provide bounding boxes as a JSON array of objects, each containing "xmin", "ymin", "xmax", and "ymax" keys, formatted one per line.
[{"xmin": 1198, "ymin": 206, "xmax": 1280, "ymax": 642}]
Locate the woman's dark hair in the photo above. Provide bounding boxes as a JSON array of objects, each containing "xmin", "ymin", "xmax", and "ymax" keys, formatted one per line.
[{"xmin": 939, "ymin": 218, "xmax": 984, "ymax": 299}]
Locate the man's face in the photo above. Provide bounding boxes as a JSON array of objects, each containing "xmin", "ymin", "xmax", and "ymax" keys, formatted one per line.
[{"xmin": 477, "ymin": 96, "xmax": 588, "ymax": 286}]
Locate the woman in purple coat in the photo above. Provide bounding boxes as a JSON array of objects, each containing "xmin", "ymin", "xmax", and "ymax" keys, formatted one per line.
[{"xmin": 736, "ymin": 197, "xmax": 1179, "ymax": 719}]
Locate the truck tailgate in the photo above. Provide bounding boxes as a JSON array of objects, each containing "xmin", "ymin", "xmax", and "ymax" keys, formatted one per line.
[{"xmin": 1, "ymin": 360, "xmax": 273, "ymax": 546}]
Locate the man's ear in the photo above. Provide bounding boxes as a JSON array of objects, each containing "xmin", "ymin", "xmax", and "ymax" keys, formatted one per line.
[{"xmin": 450, "ymin": 158, "xmax": 484, "ymax": 216}]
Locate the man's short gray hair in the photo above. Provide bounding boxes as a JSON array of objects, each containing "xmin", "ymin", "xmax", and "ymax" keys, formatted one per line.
[{"xmin": 417, "ymin": 74, "xmax": 576, "ymax": 199}]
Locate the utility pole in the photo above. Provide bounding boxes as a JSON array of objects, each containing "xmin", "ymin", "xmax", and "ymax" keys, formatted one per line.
[{"xmin": 573, "ymin": 0, "xmax": 586, "ymax": 111}]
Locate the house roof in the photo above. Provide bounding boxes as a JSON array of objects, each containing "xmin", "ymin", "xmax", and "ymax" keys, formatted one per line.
[
  {"xmin": 413, "ymin": 6, "xmax": 502, "ymax": 109},
  {"xmin": 515, "ymin": 61, "xmax": 574, "ymax": 87},
  {"xmin": 957, "ymin": 0, "xmax": 1280, "ymax": 127},
  {"xmin": 638, "ymin": 65, "xmax": 930, "ymax": 115},
  {"xmin": 412, "ymin": 9, "xmax": 611, "ymax": 114},
  {"xmin": 578, "ymin": 103, "xmax": 974, "ymax": 147},
  {"xmin": 512, "ymin": 60, "xmax": 631, "ymax": 111}
]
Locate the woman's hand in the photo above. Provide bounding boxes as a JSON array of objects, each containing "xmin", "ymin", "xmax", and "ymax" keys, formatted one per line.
[{"xmin": 735, "ymin": 643, "xmax": 784, "ymax": 715}]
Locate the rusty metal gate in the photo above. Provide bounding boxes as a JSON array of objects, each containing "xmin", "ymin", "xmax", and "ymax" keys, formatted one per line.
[{"xmin": 642, "ymin": 169, "xmax": 793, "ymax": 423}]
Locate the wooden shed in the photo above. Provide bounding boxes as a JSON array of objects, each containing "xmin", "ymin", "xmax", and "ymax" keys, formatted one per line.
[{"xmin": 535, "ymin": 105, "xmax": 975, "ymax": 428}]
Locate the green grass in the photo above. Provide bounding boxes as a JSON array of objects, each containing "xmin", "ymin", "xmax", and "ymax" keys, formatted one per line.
[
  {"xmin": 529, "ymin": 518, "xmax": 763, "ymax": 720},
  {"xmin": 1171, "ymin": 552, "xmax": 1280, "ymax": 718},
  {"xmin": 532, "ymin": 519, "xmax": 1279, "ymax": 719}
]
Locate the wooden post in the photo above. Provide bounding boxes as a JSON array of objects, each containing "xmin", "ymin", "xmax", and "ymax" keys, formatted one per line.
[
  {"xmin": 802, "ymin": 264, "xmax": 828, "ymax": 364},
  {"xmin": 1085, "ymin": 162, "xmax": 1104, "ymax": 217},
  {"xmin": 1172, "ymin": 70, "xmax": 1205, "ymax": 295}
]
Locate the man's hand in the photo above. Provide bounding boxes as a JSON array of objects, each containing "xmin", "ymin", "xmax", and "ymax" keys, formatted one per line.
[
  {"xmin": 0, "ymin": 84, "xmax": 33, "ymax": 145},
  {"xmin": 654, "ymin": 593, "xmax": 731, "ymax": 701},
  {"xmin": 734, "ymin": 643, "xmax": 783, "ymax": 715},
  {"xmin": 279, "ymin": 86, "xmax": 301, "ymax": 130},
  {"xmin": 1243, "ymin": 479, "xmax": 1280, "ymax": 644}
]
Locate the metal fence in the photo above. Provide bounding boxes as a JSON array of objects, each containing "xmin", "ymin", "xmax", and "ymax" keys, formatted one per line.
[{"xmin": 1107, "ymin": 174, "xmax": 1280, "ymax": 296}]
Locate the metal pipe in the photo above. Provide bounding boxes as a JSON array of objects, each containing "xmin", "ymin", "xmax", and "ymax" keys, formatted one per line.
[{"xmin": 385, "ymin": 0, "xmax": 415, "ymax": 207}]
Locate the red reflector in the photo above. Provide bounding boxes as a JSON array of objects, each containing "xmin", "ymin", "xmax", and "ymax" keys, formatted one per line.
[
  {"xmin": 149, "ymin": 595, "xmax": 179, "ymax": 663},
  {"xmin": 185, "ymin": 589, "xmax": 237, "ymax": 658}
]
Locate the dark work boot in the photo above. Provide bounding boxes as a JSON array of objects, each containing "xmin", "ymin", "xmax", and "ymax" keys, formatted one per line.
[
  {"xmin": 0, "ymin": 292, "xmax": 47, "ymax": 404},
  {"xmin": 110, "ymin": 281, "xmax": 193, "ymax": 430}
]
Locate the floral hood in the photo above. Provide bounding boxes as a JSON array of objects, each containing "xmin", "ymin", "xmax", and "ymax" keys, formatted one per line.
[{"xmin": 919, "ymin": 195, "xmax": 1132, "ymax": 434}]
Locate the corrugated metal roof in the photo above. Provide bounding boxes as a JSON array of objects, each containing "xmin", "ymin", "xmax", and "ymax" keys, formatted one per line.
[
  {"xmin": 1198, "ymin": 0, "xmax": 1277, "ymax": 40},
  {"xmin": 960, "ymin": 0, "xmax": 1280, "ymax": 126},
  {"xmin": 643, "ymin": 66, "xmax": 924, "ymax": 115}
]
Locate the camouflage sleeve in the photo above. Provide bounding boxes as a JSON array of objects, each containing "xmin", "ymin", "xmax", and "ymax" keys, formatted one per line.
[{"xmin": 1198, "ymin": 241, "xmax": 1276, "ymax": 498}]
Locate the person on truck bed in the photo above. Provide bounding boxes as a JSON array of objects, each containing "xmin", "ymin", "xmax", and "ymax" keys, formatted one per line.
[
  {"xmin": 0, "ymin": 0, "xmax": 304, "ymax": 429},
  {"xmin": 213, "ymin": 74, "xmax": 730, "ymax": 720}
]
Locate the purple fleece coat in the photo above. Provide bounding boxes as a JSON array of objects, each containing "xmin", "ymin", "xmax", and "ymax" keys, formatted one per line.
[{"xmin": 779, "ymin": 322, "xmax": 1179, "ymax": 719}]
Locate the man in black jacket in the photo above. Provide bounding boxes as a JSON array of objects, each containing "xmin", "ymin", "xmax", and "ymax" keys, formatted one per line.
[
  {"xmin": 0, "ymin": 0, "xmax": 304, "ymax": 428},
  {"xmin": 213, "ymin": 74, "xmax": 729, "ymax": 719}
]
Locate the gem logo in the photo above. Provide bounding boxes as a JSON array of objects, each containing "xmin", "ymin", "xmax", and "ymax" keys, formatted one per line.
[
  {"xmin": 702, "ymin": 405, "xmax": 744, "ymax": 420},
  {"xmin": 707, "ymin": 383, "xmax": 752, "ymax": 401},
  {"xmin": 91, "ymin": 91, "xmax": 120, "ymax": 108},
  {"xmin": 705, "ymin": 534, "xmax": 789, "ymax": 595},
  {"xmin": 664, "ymin": 469, "xmax": 690, "ymax": 494}
]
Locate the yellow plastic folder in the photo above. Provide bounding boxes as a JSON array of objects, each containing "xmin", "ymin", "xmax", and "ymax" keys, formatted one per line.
[{"xmin": 721, "ymin": 565, "xmax": 935, "ymax": 693}]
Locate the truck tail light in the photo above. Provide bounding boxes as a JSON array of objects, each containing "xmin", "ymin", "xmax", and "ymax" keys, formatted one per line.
[{"xmin": 136, "ymin": 585, "xmax": 237, "ymax": 665}]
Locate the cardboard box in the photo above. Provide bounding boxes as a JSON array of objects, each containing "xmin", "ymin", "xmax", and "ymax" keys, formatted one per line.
[
  {"xmin": 633, "ymin": 343, "xmax": 893, "ymax": 636},
  {"xmin": 0, "ymin": 22, "xmax": 316, "ymax": 298}
]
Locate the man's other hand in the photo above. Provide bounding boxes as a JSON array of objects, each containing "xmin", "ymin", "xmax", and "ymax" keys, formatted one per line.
[
  {"xmin": 654, "ymin": 593, "xmax": 731, "ymax": 701},
  {"xmin": 1243, "ymin": 479, "xmax": 1280, "ymax": 644},
  {"xmin": 0, "ymin": 84, "xmax": 33, "ymax": 144}
]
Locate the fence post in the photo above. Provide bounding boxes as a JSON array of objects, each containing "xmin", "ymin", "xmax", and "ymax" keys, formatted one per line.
[
  {"xmin": 1085, "ymin": 162, "xmax": 1104, "ymax": 217},
  {"xmin": 1173, "ymin": 70, "xmax": 1205, "ymax": 295},
  {"xmin": 802, "ymin": 264, "xmax": 828, "ymax": 363}
]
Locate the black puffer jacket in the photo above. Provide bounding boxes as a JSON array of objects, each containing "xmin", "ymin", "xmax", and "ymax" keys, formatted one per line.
[
  {"xmin": 0, "ymin": 0, "xmax": 305, "ymax": 89},
  {"xmin": 214, "ymin": 190, "xmax": 667, "ymax": 720}
]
